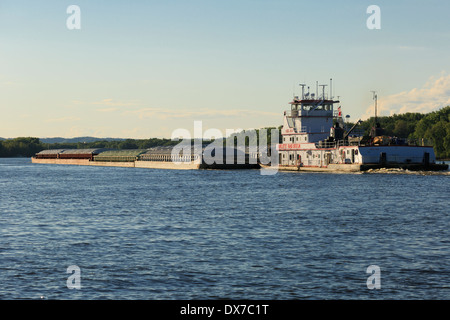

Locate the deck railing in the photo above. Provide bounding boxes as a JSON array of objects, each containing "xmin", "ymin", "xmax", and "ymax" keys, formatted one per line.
[{"xmin": 315, "ymin": 140, "xmax": 360, "ymax": 148}]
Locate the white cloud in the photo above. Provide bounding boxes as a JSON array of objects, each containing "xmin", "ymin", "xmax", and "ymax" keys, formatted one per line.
[
  {"xmin": 124, "ymin": 108, "xmax": 278, "ymax": 120},
  {"xmin": 68, "ymin": 99, "xmax": 141, "ymax": 110},
  {"xmin": 96, "ymin": 107, "xmax": 119, "ymax": 113},
  {"xmin": 67, "ymin": 98, "xmax": 278, "ymax": 121},
  {"xmin": 396, "ymin": 45, "xmax": 427, "ymax": 51},
  {"xmin": 1, "ymin": 81, "xmax": 18, "ymax": 86},
  {"xmin": 362, "ymin": 73, "xmax": 450, "ymax": 119},
  {"xmin": 92, "ymin": 98, "xmax": 141, "ymax": 107},
  {"xmin": 45, "ymin": 116, "xmax": 81, "ymax": 123}
]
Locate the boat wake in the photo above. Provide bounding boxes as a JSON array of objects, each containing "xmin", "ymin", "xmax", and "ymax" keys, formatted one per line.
[{"xmin": 363, "ymin": 168, "xmax": 450, "ymax": 175}]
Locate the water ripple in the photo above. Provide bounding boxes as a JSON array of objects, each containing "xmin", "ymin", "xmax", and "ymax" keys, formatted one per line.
[{"xmin": 0, "ymin": 158, "xmax": 449, "ymax": 299}]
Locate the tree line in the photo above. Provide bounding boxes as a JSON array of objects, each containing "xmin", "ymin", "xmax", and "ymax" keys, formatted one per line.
[
  {"xmin": 1, "ymin": 106, "xmax": 449, "ymax": 158},
  {"xmin": 355, "ymin": 105, "xmax": 450, "ymax": 158},
  {"xmin": 0, "ymin": 138, "xmax": 180, "ymax": 158}
]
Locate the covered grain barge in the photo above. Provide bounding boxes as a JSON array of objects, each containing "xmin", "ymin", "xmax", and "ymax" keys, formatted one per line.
[{"xmin": 32, "ymin": 146, "xmax": 260, "ymax": 170}]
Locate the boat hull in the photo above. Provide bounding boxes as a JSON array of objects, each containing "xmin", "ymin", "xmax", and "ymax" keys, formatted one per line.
[
  {"xmin": 276, "ymin": 145, "xmax": 448, "ymax": 172},
  {"xmin": 272, "ymin": 163, "xmax": 448, "ymax": 172},
  {"xmin": 31, "ymin": 157, "xmax": 259, "ymax": 170}
]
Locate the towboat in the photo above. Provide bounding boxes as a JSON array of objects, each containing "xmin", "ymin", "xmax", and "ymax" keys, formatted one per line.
[{"xmin": 275, "ymin": 83, "xmax": 448, "ymax": 172}]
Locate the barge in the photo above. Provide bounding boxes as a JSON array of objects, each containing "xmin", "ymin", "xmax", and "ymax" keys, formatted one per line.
[{"xmin": 31, "ymin": 146, "xmax": 260, "ymax": 170}]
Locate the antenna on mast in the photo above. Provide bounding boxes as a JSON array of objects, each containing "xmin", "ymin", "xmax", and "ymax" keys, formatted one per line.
[
  {"xmin": 330, "ymin": 78, "xmax": 333, "ymax": 99},
  {"xmin": 299, "ymin": 84, "xmax": 306, "ymax": 99},
  {"xmin": 370, "ymin": 90, "xmax": 378, "ymax": 124},
  {"xmin": 319, "ymin": 84, "xmax": 328, "ymax": 100}
]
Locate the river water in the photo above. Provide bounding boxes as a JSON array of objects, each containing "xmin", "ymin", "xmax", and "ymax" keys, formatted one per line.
[{"xmin": 0, "ymin": 158, "xmax": 449, "ymax": 299}]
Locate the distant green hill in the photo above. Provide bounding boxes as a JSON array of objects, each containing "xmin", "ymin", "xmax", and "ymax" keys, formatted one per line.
[{"xmin": 40, "ymin": 137, "xmax": 125, "ymax": 144}]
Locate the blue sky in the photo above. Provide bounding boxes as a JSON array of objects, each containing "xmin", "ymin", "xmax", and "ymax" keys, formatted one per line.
[{"xmin": 1, "ymin": 0, "xmax": 449, "ymax": 138}]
